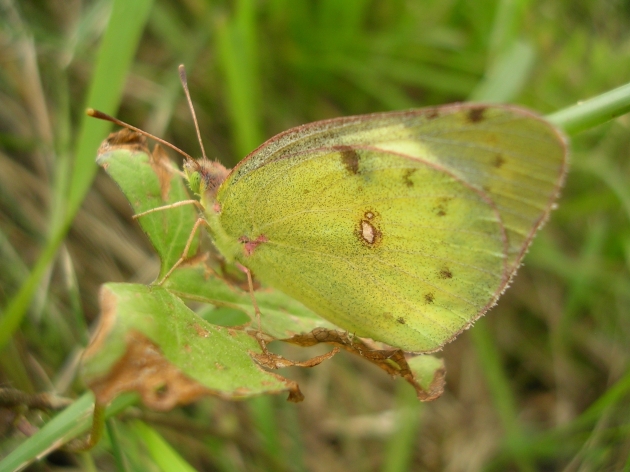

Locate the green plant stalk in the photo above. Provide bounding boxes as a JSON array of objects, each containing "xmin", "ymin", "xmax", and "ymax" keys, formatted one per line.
[
  {"xmin": 216, "ymin": 0, "xmax": 263, "ymax": 160},
  {"xmin": 546, "ymin": 81, "xmax": 630, "ymax": 134},
  {"xmin": 106, "ymin": 419, "xmax": 132, "ymax": 472}
]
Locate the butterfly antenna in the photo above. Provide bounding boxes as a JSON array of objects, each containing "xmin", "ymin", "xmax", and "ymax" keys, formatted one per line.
[
  {"xmin": 86, "ymin": 108, "xmax": 195, "ymax": 162},
  {"xmin": 178, "ymin": 64, "xmax": 208, "ymax": 161}
]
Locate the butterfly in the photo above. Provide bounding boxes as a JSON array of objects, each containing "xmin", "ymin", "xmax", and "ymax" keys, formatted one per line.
[{"xmin": 91, "ymin": 75, "xmax": 567, "ymax": 353}]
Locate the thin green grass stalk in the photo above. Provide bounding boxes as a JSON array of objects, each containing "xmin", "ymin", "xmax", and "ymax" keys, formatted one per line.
[
  {"xmin": 547, "ymin": 81, "xmax": 630, "ymax": 135},
  {"xmin": 488, "ymin": 0, "xmax": 531, "ymax": 58},
  {"xmin": 131, "ymin": 421, "xmax": 197, "ymax": 472},
  {"xmin": 216, "ymin": 0, "xmax": 263, "ymax": 160},
  {"xmin": 49, "ymin": 42, "xmax": 72, "ymax": 247},
  {"xmin": 382, "ymin": 381, "xmax": 423, "ymax": 472},
  {"xmin": 77, "ymin": 452, "xmax": 99, "ymax": 472},
  {"xmin": 567, "ymin": 409, "xmax": 616, "ymax": 471},
  {"xmin": 106, "ymin": 418, "xmax": 132, "ymax": 472},
  {"xmin": 59, "ymin": 246, "xmax": 90, "ymax": 345},
  {"xmin": 469, "ymin": 40, "xmax": 535, "ymax": 103},
  {"xmin": 0, "ymin": 0, "xmax": 154, "ymax": 352},
  {"xmin": 67, "ymin": 0, "xmax": 155, "ymax": 213},
  {"xmin": 145, "ymin": 2, "xmax": 212, "ymax": 135},
  {"xmin": 0, "ymin": 226, "xmax": 66, "ymax": 350}
]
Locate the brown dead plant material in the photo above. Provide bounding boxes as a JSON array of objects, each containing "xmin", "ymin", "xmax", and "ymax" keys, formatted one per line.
[
  {"xmin": 284, "ymin": 328, "xmax": 445, "ymax": 401},
  {"xmin": 87, "ymin": 330, "xmax": 214, "ymax": 411}
]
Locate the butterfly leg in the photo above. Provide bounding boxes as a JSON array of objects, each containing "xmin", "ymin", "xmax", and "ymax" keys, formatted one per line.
[
  {"xmin": 236, "ymin": 263, "xmax": 275, "ymax": 355},
  {"xmin": 132, "ymin": 199, "xmax": 204, "ymax": 219},
  {"xmin": 234, "ymin": 264, "xmax": 344, "ymax": 368},
  {"xmin": 131, "ymin": 199, "xmax": 207, "ymax": 285},
  {"xmin": 236, "ymin": 262, "xmax": 262, "ymax": 331},
  {"xmin": 156, "ymin": 217, "xmax": 210, "ymax": 285}
]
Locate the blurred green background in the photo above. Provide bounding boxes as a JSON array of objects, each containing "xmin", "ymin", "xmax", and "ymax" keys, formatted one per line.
[{"xmin": 1, "ymin": 0, "xmax": 630, "ymax": 470}]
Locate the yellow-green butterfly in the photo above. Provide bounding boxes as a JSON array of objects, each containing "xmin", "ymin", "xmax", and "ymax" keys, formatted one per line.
[{"xmin": 92, "ymin": 87, "xmax": 567, "ymax": 353}]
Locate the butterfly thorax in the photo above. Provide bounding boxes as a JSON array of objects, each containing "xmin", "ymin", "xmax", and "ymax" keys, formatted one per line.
[
  {"xmin": 183, "ymin": 158, "xmax": 229, "ymax": 201},
  {"xmin": 184, "ymin": 159, "xmax": 241, "ymax": 262}
]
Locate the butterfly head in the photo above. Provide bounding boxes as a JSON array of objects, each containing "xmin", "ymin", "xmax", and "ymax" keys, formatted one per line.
[{"xmin": 184, "ymin": 158, "xmax": 229, "ymax": 203}]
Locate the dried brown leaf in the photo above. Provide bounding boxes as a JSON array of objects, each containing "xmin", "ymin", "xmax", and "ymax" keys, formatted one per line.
[
  {"xmin": 97, "ymin": 129, "xmax": 149, "ymax": 155},
  {"xmin": 284, "ymin": 328, "xmax": 445, "ymax": 401},
  {"xmin": 88, "ymin": 330, "xmax": 214, "ymax": 411}
]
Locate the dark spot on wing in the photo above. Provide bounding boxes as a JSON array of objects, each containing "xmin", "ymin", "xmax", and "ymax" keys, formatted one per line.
[
  {"xmin": 396, "ymin": 317, "xmax": 406, "ymax": 324},
  {"xmin": 424, "ymin": 293, "xmax": 435, "ymax": 304},
  {"xmin": 439, "ymin": 268, "xmax": 453, "ymax": 279},
  {"xmin": 493, "ymin": 154, "xmax": 505, "ymax": 168},
  {"xmin": 402, "ymin": 168, "xmax": 416, "ymax": 187},
  {"xmin": 467, "ymin": 107, "xmax": 486, "ymax": 123},
  {"xmin": 355, "ymin": 209, "xmax": 382, "ymax": 247},
  {"xmin": 433, "ymin": 197, "xmax": 451, "ymax": 217},
  {"xmin": 337, "ymin": 147, "xmax": 360, "ymax": 174}
]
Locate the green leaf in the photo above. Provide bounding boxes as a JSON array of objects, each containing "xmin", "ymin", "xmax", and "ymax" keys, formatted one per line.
[
  {"xmin": 406, "ymin": 355, "xmax": 445, "ymax": 400},
  {"xmin": 81, "ymin": 283, "xmax": 303, "ymax": 404}
]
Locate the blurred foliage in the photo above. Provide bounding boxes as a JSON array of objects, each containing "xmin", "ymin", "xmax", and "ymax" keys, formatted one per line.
[{"xmin": 1, "ymin": 0, "xmax": 630, "ymax": 470}]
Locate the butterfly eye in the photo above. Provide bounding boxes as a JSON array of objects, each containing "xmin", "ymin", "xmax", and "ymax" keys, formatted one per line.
[{"xmin": 187, "ymin": 170, "xmax": 202, "ymax": 194}]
